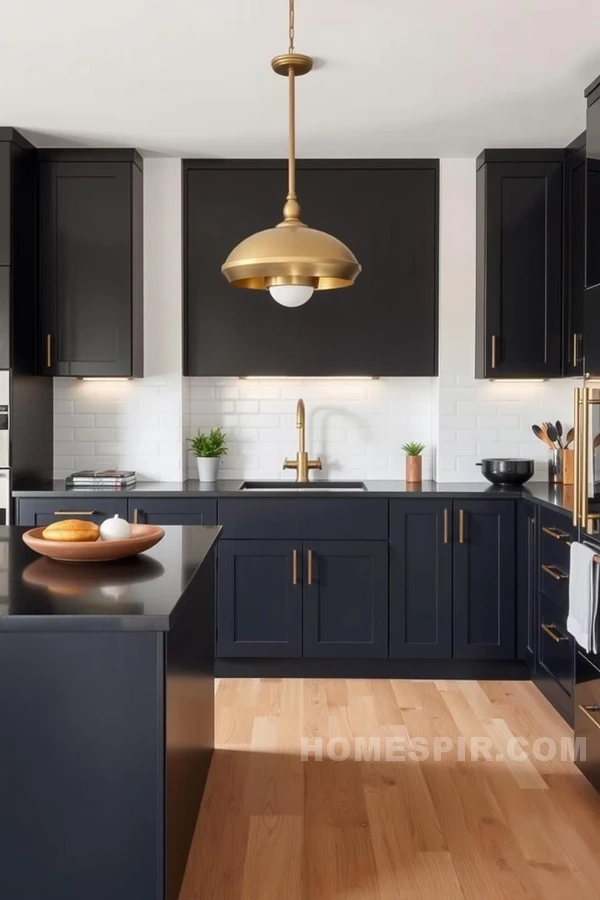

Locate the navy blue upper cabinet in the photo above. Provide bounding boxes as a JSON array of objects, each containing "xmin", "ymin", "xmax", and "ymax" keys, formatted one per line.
[
  {"xmin": 389, "ymin": 500, "xmax": 452, "ymax": 659},
  {"xmin": 564, "ymin": 133, "xmax": 586, "ymax": 376},
  {"xmin": 38, "ymin": 150, "xmax": 143, "ymax": 377},
  {"xmin": 183, "ymin": 160, "xmax": 438, "ymax": 377},
  {"xmin": 475, "ymin": 151, "xmax": 563, "ymax": 379},
  {"xmin": 302, "ymin": 541, "xmax": 388, "ymax": 658},
  {"xmin": 453, "ymin": 500, "xmax": 516, "ymax": 660},
  {"xmin": 584, "ymin": 77, "xmax": 600, "ymax": 376}
]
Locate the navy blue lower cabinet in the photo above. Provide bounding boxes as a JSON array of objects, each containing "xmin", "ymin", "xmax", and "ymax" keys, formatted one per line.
[
  {"xmin": 16, "ymin": 497, "xmax": 128, "ymax": 526},
  {"xmin": 127, "ymin": 498, "xmax": 217, "ymax": 525},
  {"xmin": 453, "ymin": 500, "xmax": 516, "ymax": 660},
  {"xmin": 518, "ymin": 500, "xmax": 537, "ymax": 668},
  {"xmin": 217, "ymin": 540, "xmax": 302, "ymax": 657},
  {"xmin": 389, "ymin": 500, "xmax": 452, "ymax": 659},
  {"xmin": 302, "ymin": 541, "xmax": 388, "ymax": 658}
]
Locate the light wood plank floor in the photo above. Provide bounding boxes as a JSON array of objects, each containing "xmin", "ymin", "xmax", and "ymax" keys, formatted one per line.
[{"xmin": 180, "ymin": 679, "xmax": 600, "ymax": 899}]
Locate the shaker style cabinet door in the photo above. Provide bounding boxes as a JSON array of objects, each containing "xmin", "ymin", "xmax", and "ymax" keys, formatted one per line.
[
  {"xmin": 475, "ymin": 153, "xmax": 563, "ymax": 378},
  {"xmin": 389, "ymin": 500, "xmax": 452, "ymax": 659},
  {"xmin": 564, "ymin": 134, "xmax": 586, "ymax": 376},
  {"xmin": 453, "ymin": 500, "xmax": 516, "ymax": 659},
  {"xmin": 217, "ymin": 540, "xmax": 302, "ymax": 657},
  {"xmin": 184, "ymin": 160, "xmax": 438, "ymax": 377},
  {"xmin": 301, "ymin": 541, "xmax": 388, "ymax": 658},
  {"xmin": 39, "ymin": 152, "xmax": 143, "ymax": 377}
]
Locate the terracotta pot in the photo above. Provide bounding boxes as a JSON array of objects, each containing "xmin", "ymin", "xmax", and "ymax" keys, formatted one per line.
[{"xmin": 405, "ymin": 455, "xmax": 422, "ymax": 483}]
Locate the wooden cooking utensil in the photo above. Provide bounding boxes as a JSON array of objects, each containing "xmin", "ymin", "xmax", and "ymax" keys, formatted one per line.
[
  {"xmin": 532, "ymin": 424, "xmax": 555, "ymax": 449},
  {"xmin": 564, "ymin": 427, "xmax": 574, "ymax": 448}
]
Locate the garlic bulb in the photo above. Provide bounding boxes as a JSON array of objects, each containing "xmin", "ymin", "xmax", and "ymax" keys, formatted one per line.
[{"xmin": 99, "ymin": 514, "xmax": 132, "ymax": 542}]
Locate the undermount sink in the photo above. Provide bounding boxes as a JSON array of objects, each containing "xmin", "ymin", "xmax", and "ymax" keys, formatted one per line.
[{"xmin": 240, "ymin": 481, "xmax": 367, "ymax": 492}]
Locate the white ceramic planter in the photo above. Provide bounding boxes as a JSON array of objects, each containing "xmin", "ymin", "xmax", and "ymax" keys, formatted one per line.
[{"xmin": 196, "ymin": 457, "xmax": 220, "ymax": 483}]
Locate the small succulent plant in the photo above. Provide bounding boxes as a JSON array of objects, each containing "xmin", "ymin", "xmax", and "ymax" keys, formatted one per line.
[
  {"xmin": 188, "ymin": 428, "xmax": 228, "ymax": 458},
  {"xmin": 402, "ymin": 441, "xmax": 426, "ymax": 456}
]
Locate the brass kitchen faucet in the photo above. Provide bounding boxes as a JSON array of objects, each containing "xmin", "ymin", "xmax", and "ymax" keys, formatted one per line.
[{"xmin": 283, "ymin": 398, "xmax": 322, "ymax": 482}]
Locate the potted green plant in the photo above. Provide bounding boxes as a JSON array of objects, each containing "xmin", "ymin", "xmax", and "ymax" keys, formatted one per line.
[
  {"xmin": 402, "ymin": 441, "xmax": 425, "ymax": 484},
  {"xmin": 188, "ymin": 428, "xmax": 228, "ymax": 482}
]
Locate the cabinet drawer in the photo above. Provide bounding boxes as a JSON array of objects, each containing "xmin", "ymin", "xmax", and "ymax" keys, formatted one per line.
[
  {"xmin": 538, "ymin": 594, "xmax": 574, "ymax": 698},
  {"xmin": 217, "ymin": 498, "xmax": 388, "ymax": 540},
  {"xmin": 575, "ymin": 650, "xmax": 600, "ymax": 791},
  {"xmin": 539, "ymin": 507, "xmax": 574, "ymax": 572},
  {"xmin": 17, "ymin": 497, "xmax": 128, "ymax": 527},
  {"xmin": 539, "ymin": 559, "xmax": 569, "ymax": 612},
  {"xmin": 127, "ymin": 498, "xmax": 217, "ymax": 526}
]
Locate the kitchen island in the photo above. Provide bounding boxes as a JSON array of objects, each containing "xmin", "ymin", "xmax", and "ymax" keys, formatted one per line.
[{"xmin": 0, "ymin": 525, "xmax": 220, "ymax": 900}]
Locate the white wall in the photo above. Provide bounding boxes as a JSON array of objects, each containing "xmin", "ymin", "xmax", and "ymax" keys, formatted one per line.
[{"xmin": 53, "ymin": 157, "xmax": 577, "ymax": 484}]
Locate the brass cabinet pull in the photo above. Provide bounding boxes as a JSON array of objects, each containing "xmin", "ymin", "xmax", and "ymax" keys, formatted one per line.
[
  {"xmin": 46, "ymin": 334, "xmax": 52, "ymax": 368},
  {"xmin": 443, "ymin": 508, "xmax": 449, "ymax": 544},
  {"xmin": 540, "ymin": 622, "xmax": 568, "ymax": 643},
  {"xmin": 582, "ymin": 387, "xmax": 590, "ymax": 531},
  {"xmin": 490, "ymin": 334, "xmax": 498, "ymax": 370},
  {"xmin": 307, "ymin": 549, "xmax": 314, "ymax": 586},
  {"xmin": 573, "ymin": 387, "xmax": 581, "ymax": 527},
  {"xmin": 579, "ymin": 704, "xmax": 600, "ymax": 732},
  {"xmin": 133, "ymin": 509, "xmax": 140, "ymax": 525},
  {"xmin": 541, "ymin": 563, "xmax": 568, "ymax": 581},
  {"xmin": 292, "ymin": 548, "xmax": 298, "ymax": 586},
  {"xmin": 458, "ymin": 509, "xmax": 465, "ymax": 544},
  {"xmin": 541, "ymin": 526, "xmax": 569, "ymax": 541},
  {"xmin": 54, "ymin": 510, "xmax": 95, "ymax": 515},
  {"xmin": 573, "ymin": 332, "xmax": 581, "ymax": 366}
]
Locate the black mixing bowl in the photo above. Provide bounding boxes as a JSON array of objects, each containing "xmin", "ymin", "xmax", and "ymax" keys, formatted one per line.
[{"xmin": 476, "ymin": 458, "xmax": 534, "ymax": 485}]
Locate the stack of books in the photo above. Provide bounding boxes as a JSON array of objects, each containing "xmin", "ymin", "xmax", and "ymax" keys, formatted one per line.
[{"xmin": 66, "ymin": 469, "xmax": 136, "ymax": 490}]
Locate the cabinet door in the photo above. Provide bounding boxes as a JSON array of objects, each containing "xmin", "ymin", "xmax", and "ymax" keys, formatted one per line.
[
  {"xmin": 476, "ymin": 161, "xmax": 563, "ymax": 378},
  {"xmin": 39, "ymin": 161, "xmax": 142, "ymax": 377},
  {"xmin": 453, "ymin": 501, "xmax": 516, "ymax": 659},
  {"xmin": 302, "ymin": 541, "xmax": 388, "ymax": 658},
  {"xmin": 389, "ymin": 500, "xmax": 452, "ymax": 659},
  {"xmin": 564, "ymin": 137, "xmax": 586, "ymax": 375},
  {"xmin": 575, "ymin": 651, "xmax": 600, "ymax": 791},
  {"xmin": 184, "ymin": 161, "xmax": 438, "ymax": 377},
  {"xmin": 585, "ymin": 94, "xmax": 600, "ymax": 376},
  {"xmin": 517, "ymin": 500, "xmax": 537, "ymax": 668},
  {"xmin": 127, "ymin": 498, "xmax": 217, "ymax": 526},
  {"xmin": 16, "ymin": 497, "xmax": 128, "ymax": 526},
  {"xmin": 217, "ymin": 540, "xmax": 302, "ymax": 657}
]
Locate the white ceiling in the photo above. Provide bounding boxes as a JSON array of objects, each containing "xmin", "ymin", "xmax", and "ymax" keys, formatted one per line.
[{"xmin": 1, "ymin": 0, "xmax": 599, "ymax": 157}]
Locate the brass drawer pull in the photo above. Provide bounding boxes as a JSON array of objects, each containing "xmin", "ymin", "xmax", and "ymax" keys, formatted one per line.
[
  {"xmin": 54, "ymin": 510, "xmax": 95, "ymax": 516},
  {"xmin": 490, "ymin": 334, "xmax": 498, "ymax": 369},
  {"xmin": 579, "ymin": 704, "xmax": 600, "ymax": 732},
  {"xmin": 541, "ymin": 563, "xmax": 568, "ymax": 581},
  {"xmin": 542, "ymin": 526, "xmax": 569, "ymax": 541},
  {"xmin": 46, "ymin": 334, "xmax": 52, "ymax": 368},
  {"xmin": 540, "ymin": 622, "xmax": 568, "ymax": 643},
  {"xmin": 443, "ymin": 508, "xmax": 449, "ymax": 544},
  {"xmin": 292, "ymin": 548, "xmax": 298, "ymax": 586},
  {"xmin": 307, "ymin": 549, "xmax": 314, "ymax": 586},
  {"xmin": 133, "ymin": 509, "xmax": 140, "ymax": 525},
  {"xmin": 458, "ymin": 509, "xmax": 465, "ymax": 544}
]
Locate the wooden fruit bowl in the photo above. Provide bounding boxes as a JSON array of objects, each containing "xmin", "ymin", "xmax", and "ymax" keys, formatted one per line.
[{"xmin": 22, "ymin": 524, "xmax": 165, "ymax": 563}]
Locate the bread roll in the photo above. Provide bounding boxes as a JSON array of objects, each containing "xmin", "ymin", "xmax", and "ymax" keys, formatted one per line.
[{"xmin": 42, "ymin": 519, "xmax": 100, "ymax": 543}]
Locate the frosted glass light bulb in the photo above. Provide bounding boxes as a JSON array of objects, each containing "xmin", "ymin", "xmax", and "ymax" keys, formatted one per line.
[{"xmin": 268, "ymin": 284, "xmax": 314, "ymax": 308}]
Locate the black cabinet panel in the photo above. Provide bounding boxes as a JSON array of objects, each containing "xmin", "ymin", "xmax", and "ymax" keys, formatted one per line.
[
  {"xmin": 564, "ymin": 135, "xmax": 586, "ymax": 375},
  {"xmin": 0, "ymin": 267, "xmax": 9, "ymax": 369},
  {"xmin": 39, "ymin": 155, "xmax": 143, "ymax": 377},
  {"xmin": 0, "ymin": 141, "xmax": 10, "ymax": 266},
  {"xmin": 16, "ymin": 497, "xmax": 128, "ymax": 527},
  {"xmin": 585, "ymin": 92, "xmax": 600, "ymax": 375},
  {"xmin": 184, "ymin": 160, "xmax": 438, "ymax": 376},
  {"xmin": 302, "ymin": 541, "xmax": 388, "ymax": 658},
  {"xmin": 127, "ymin": 499, "xmax": 217, "ymax": 526},
  {"xmin": 389, "ymin": 500, "xmax": 452, "ymax": 659},
  {"xmin": 537, "ymin": 593, "xmax": 573, "ymax": 698},
  {"xmin": 476, "ymin": 157, "xmax": 563, "ymax": 378},
  {"xmin": 517, "ymin": 501, "xmax": 536, "ymax": 668},
  {"xmin": 453, "ymin": 500, "xmax": 516, "ymax": 659},
  {"xmin": 575, "ymin": 650, "xmax": 600, "ymax": 791},
  {"xmin": 217, "ymin": 540, "xmax": 302, "ymax": 657}
]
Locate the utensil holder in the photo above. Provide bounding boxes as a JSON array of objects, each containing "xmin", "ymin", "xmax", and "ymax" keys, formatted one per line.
[
  {"xmin": 405, "ymin": 455, "xmax": 422, "ymax": 483},
  {"xmin": 562, "ymin": 448, "xmax": 574, "ymax": 485},
  {"xmin": 548, "ymin": 449, "xmax": 564, "ymax": 484}
]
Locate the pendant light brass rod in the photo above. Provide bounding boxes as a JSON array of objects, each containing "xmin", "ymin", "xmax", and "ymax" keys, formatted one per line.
[{"xmin": 287, "ymin": 65, "xmax": 296, "ymax": 201}]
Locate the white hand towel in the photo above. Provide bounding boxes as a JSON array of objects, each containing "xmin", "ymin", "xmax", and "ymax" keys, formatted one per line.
[{"xmin": 568, "ymin": 542, "xmax": 599, "ymax": 654}]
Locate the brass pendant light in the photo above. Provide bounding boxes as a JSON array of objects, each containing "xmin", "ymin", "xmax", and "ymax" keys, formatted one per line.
[{"xmin": 221, "ymin": 0, "xmax": 361, "ymax": 308}]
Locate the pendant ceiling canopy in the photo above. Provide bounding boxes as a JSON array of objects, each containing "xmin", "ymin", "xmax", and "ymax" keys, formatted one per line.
[{"xmin": 221, "ymin": 0, "xmax": 361, "ymax": 307}]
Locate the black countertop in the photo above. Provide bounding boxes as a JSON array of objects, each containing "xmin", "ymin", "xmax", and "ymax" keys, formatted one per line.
[
  {"xmin": 12, "ymin": 479, "xmax": 574, "ymax": 514},
  {"xmin": 0, "ymin": 525, "xmax": 221, "ymax": 633}
]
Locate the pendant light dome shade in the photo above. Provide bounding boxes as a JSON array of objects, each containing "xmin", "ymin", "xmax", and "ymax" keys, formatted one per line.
[{"xmin": 222, "ymin": 220, "xmax": 361, "ymax": 291}]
